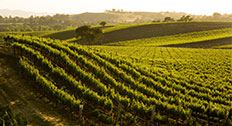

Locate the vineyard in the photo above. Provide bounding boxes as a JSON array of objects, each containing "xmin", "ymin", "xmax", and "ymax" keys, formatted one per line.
[{"xmin": 1, "ymin": 34, "xmax": 232, "ymax": 125}]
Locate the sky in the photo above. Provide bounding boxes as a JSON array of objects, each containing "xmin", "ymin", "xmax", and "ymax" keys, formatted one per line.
[{"xmin": 0, "ymin": 0, "xmax": 231, "ymax": 15}]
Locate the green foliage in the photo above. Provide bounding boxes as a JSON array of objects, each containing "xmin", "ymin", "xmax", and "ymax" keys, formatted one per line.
[
  {"xmin": 75, "ymin": 25, "xmax": 103, "ymax": 44},
  {"xmin": 0, "ymin": 104, "xmax": 27, "ymax": 126},
  {"xmin": 163, "ymin": 17, "xmax": 175, "ymax": 22},
  {"xmin": 1, "ymin": 25, "xmax": 33, "ymax": 32},
  {"xmin": 212, "ymin": 44, "xmax": 232, "ymax": 49},
  {"xmin": 178, "ymin": 15, "xmax": 193, "ymax": 22},
  {"xmin": 5, "ymin": 34, "xmax": 232, "ymax": 125},
  {"xmin": 40, "ymin": 22, "xmax": 232, "ymax": 44},
  {"xmin": 41, "ymin": 28, "xmax": 76, "ymax": 40},
  {"xmin": 106, "ymin": 28, "xmax": 232, "ymax": 46},
  {"xmin": 0, "ymin": 14, "xmax": 76, "ymax": 31},
  {"xmin": 100, "ymin": 21, "xmax": 107, "ymax": 26}
]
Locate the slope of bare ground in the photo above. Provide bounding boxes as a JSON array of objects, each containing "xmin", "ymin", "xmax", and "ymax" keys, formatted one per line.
[
  {"xmin": 0, "ymin": 47, "xmax": 81, "ymax": 126},
  {"xmin": 162, "ymin": 37, "xmax": 232, "ymax": 48}
]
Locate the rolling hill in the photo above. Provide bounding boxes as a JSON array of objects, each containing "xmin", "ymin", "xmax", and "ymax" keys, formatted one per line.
[
  {"xmin": 41, "ymin": 21, "xmax": 232, "ymax": 48},
  {"xmin": 106, "ymin": 28, "xmax": 232, "ymax": 47},
  {"xmin": 162, "ymin": 36, "xmax": 232, "ymax": 48},
  {"xmin": 1, "ymin": 21, "xmax": 232, "ymax": 125},
  {"xmin": 101, "ymin": 22, "xmax": 232, "ymax": 44},
  {"xmin": 1, "ymin": 34, "xmax": 231, "ymax": 125}
]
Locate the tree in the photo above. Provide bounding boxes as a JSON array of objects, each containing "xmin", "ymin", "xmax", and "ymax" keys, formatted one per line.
[
  {"xmin": 213, "ymin": 12, "xmax": 222, "ymax": 20},
  {"xmin": 112, "ymin": 8, "xmax": 116, "ymax": 12},
  {"xmin": 75, "ymin": 25, "xmax": 103, "ymax": 44},
  {"xmin": 178, "ymin": 15, "xmax": 193, "ymax": 22},
  {"xmin": 163, "ymin": 17, "xmax": 175, "ymax": 22},
  {"xmin": 213, "ymin": 12, "xmax": 222, "ymax": 17},
  {"xmin": 100, "ymin": 21, "xmax": 107, "ymax": 26}
]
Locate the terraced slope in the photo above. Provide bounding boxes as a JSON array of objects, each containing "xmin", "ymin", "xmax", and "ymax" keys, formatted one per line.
[{"xmin": 3, "ymin": 34, "xmax": 232, "ymax": 125}]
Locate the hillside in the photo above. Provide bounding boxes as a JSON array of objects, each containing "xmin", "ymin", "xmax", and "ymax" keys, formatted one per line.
[
  {"xmin": 40, "ymin": 25, "xmax": 114, "ymax": 40},
  {"xmin": 105, "ymin": 28, "xmax": 232, "ymax": 47},
  {"xmin": 69, "ymin": 11, "xmax": 187, "ymax": 24},
  {"xmin": 101, "ymin": 22, "xmax": 232, "ymax": 44},
  {"xmin": 0, "ymin": 48, "xmax": 80, "ymax": 125},
  {"xmin": 69, "ymin": 11, "xmax": 232, "ymax": 25},
  {"xmin": 40, "ymin": 28, "xmax": 76, "ymax": 40},
  {"xmin": 162, "ymin": 37, "xmax": 232, "ymax": 48},
  {"xmin": 41, "ymin": 22, "xmax": 232, "ymax": 45},
  {"xmin": 1, "ymin": 34, "xmax": 232, "ymax": 125}
]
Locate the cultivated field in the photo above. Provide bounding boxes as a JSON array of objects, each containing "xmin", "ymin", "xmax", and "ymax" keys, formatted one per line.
[
  {"xmin": 0, "ymin": 21, "xmax": 232, "ymax": 125},
  {"xmin": 41, "ymin": 22, "xmax": 232, "ymax": 43}
]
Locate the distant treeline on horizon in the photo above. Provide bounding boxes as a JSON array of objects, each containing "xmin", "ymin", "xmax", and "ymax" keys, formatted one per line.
[{"xmin": 0, "ymin": 10, "xmax": 231, "ymax": 32}]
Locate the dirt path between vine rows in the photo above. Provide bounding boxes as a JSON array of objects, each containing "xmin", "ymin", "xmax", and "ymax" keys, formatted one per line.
[{"xmin": 0, "ymin": 47, "xmax": 80, "ymax": 126}]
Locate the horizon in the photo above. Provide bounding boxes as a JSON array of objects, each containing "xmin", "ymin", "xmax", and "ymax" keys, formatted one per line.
[
  {"xmin": 0, "ymin": 0, "xmax": 231, "ymax": 17},
  {"xmin": 0, "ymin": 8, "xmax": 231, "ymax": 18}
]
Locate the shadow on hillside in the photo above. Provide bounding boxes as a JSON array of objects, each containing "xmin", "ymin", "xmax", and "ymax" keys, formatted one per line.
[
  {"xmin": 161, "ymin": 37, "xmax": 232, "ymax": 49},
  {"xmin": 100, "ymin": 22, "xmax": 232, "ymax": 44}
]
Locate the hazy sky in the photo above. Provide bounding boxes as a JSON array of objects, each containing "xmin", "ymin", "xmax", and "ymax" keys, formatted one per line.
[{"xmin": 0, "ymin": 0, "xmax": 231, "ymax": 15}]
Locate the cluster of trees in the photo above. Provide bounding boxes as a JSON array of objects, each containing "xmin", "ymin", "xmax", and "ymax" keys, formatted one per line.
[
  {"xmin": 105, "ymin": 9, "xmax": 124, "ymax": 13},
  {"xmin": 0, "ymin": 14, "xmax": 76, "ymax": 32},
  {"xmin": 1, "ymin": 11, "xmax": 231, "ymax": 32},
  {"xmin": 74, "ymin": 21, "xmax": 106, "ymax": 44},
  {"xmin": 153, "ymin": 15, "xmax": 193, "ymax": 22},
  {"xmin": 159, "ymin": 12, "xmax": 232, "ymax": 22},
  {"xmin": 195, "ymin": 12, "xmax": 232, "ymax": 21},
  {"xmin": 75, "ymin": 25, "xmax": 103, "ymax": 44},
  {"xmin": 0, "ymin": 24, "xmax": 33, "ymax": 32}
]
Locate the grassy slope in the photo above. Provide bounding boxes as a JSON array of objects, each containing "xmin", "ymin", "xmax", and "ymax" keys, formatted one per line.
[
  {"xmin": 40, "ymin": 28, "xmax": 77, "ymax": 40},
  {"xmin": 163, "ymin": 37, "xmax": 232, "ymax": 48},
  {"xmin": 0, "ymin": 31, "xmax": 52, "ymax": 41},
  {"xmin": 40, "ymin": 23, "xmax": 146, "ymax": 41},
  {"xmin": 41, "ymin": 22, "xmax": 232, "ymax": 44},
  {"xmin": 101, "ymin": 22, "xmax": 232, "ymax": 44},
  {"xmin": 213, "ymin": 44, "xmax": 232, "ymax": 49},
  {"xmin": 40, "ymin": 25, "xmax": 114, "ymax": 40},
  {"xmin": 1, "ymin": 31, "xmax": 51, "ymax": 36},
  {"xmin": 105, "ymin": 28, "xmax": 232, "ymax": 46}
]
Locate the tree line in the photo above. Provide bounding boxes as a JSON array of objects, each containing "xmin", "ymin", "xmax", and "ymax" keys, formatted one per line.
[{"xmin": 0, "ymin": 14, "xmax": 76, "ymax": 32}]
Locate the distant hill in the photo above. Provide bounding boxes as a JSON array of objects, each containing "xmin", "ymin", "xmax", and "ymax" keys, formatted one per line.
[
  {"xmin": 70, "ymin": 11, "xmax": 188, "ymax": 25},
  {"xmin": 0, "ymin": 9, "xmax": 53, "ymax": 18},
  {"xmin": 69, "ymin": 11, "xmax": 232, "ymax": 25},
  {"xmin": 0, "ymin": 9, "xmax": 231, "ymax": 25}
]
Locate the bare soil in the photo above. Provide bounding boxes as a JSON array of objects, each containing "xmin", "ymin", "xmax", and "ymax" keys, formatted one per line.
[{"xmin": 0, "ymin": 48, "xmax": 81, "ymax": 126}]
